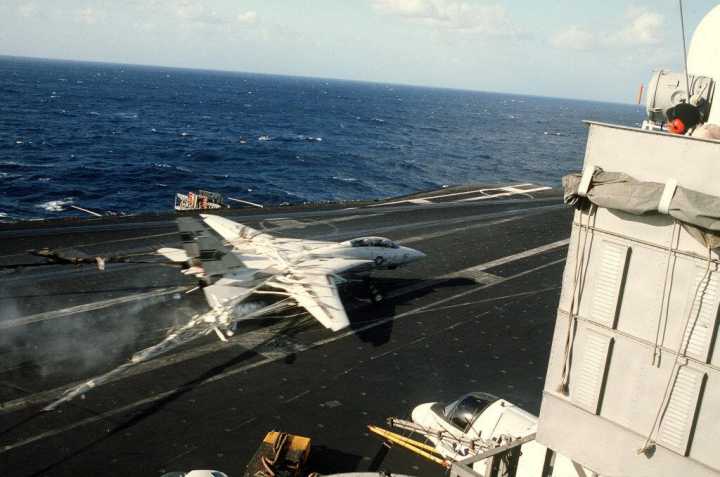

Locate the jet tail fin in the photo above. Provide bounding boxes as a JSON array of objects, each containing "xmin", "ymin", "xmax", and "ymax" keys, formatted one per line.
[{"xmin": 175, "ymin": 217, "xmax": 246, "ymax": 279}]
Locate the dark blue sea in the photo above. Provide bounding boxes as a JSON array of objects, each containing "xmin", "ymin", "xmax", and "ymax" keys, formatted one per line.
[{"xmin": 0, "ymin": 56, "xmax": 644, "ymax": 221}]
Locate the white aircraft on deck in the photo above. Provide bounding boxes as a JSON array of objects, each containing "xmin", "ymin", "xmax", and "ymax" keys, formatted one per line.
[{"xmin": 159, "ymin": 214, "xmax": 425, "ymax": 332}]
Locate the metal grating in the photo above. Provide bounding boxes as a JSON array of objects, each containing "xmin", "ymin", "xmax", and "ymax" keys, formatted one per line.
[
  {"xmin": 681, "ymin": 268, "xmax": 720, "ymax": 362},
  {"xmin": 657, "ymin": 366, "xmax": 705, "ymax": 455},
  {"xmin": 590, "ymin": 241, "xmax": 629, "ymax": 328},
  {"xmin": 572, "ymin": 330, "xmax": 612, "ymax": 414}
]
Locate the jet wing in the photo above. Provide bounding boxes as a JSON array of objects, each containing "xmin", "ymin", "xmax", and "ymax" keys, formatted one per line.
[
  {"xmin": 176, "ymin": 217, "xmax": 246, "ymax": 278},
  {"xmin": 286, "ymin": 258, "xmax": 375, "ymax": 331},
  {"xmin": 199, "ymin": 214, "xmax": 332, "ymax": 258}
]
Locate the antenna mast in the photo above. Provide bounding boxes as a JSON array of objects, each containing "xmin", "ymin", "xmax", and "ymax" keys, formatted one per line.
[{"xmin": 679, "ymin": 0, "xmax": 691, "ymax": 101}]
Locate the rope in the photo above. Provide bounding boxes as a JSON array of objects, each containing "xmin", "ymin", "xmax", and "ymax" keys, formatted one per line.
[
  {"xmin": 638, "ymin": 245, "xmax": 713, "ymax": 455},
  {"xmin": 652, "ymin": 222, "xmax": 680, "ymax": 366},
  {"xmin": 557, "ymin": 205, "xmax": 595, "ymax": 394}
]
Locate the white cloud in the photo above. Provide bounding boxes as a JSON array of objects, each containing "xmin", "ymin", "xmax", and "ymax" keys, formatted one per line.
[
  {"xmin": 436, "ymin": 3, "xmax": 513, "ymax": 34},
  {"xmin": 550, "ymin": 26, "xmax": 594, "ymax": 51},
  {"xmin": 17, "ymin": 2, "xmax": 38, "ymax": 18},
  {"xmin": 616, "ymin": 8, "xmax": 664, "ymax": 45},
  {"xmin": 372, "ymin": 0, "xmax": 439, "ymax": 19},
  {"xmin": 237, "ymin": 11, "xmax": 257, "ymax": 25},
  {"xmin": 176, "ymin": 1, "xmax": 226, "ymax": 25},
  {"xmin": 78, "ymin": 7, "xmax": 98, "ymax": 25},
  {"xmin": 550, "ymin": 8, "xmax": 665, "ymax": 52},
  {"xmin": 371, "ymin": 0, "xmax": 516, "ymax": 36}
]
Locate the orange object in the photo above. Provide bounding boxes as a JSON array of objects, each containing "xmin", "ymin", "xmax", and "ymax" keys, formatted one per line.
[
  {"xmin": 200, "ymin": 196, "xmax": 208, "ymax": 209},
  {"xmin": 636, "ymin": 84, "xmax": 644, "ymax": 105},
  {"xmin": 668, "ymin": 118, "xmax": 686, "ymax": 134}
]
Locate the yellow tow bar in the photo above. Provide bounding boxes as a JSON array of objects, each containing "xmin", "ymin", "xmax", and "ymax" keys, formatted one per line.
[{"xmin": 367, "ymin": 425, "xmax": 450, "ymax": 468}]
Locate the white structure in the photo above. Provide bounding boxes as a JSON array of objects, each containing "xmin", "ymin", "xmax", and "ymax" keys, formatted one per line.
[
  {"xmin": 537, "ymin": 121, "xmax": 720, "ymax": 477},
  {"xmin": 536, "ymin": 6, "xmax": 720, "ymax": 475},
  {"xmin": 688, "ymin": 5, "xmax": 720, "ymax": 125}
]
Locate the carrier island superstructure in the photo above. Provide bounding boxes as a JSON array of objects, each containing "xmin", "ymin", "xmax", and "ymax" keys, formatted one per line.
[{"xmin": 533, "ymin": 7, "xmax": 720, "ymax": 477}]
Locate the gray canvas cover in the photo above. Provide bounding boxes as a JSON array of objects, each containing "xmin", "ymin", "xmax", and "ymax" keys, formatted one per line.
[{"xmin": 563, "ymin": 169, "xmax": 720, "ymax": 248}]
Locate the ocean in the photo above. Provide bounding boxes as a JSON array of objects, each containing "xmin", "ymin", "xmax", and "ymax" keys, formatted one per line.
[{"xmin": 0, "ymin": 56, "xmax": 644, "ymax": 221}]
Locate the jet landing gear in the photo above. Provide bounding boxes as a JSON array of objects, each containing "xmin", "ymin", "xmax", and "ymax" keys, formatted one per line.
[{"xmin": 366, "ymin": 279, "xmax": 384, "ymax": 304}]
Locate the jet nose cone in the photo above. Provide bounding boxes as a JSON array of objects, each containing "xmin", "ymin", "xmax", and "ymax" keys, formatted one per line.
[
  {"xmin": 411, "ymin": 402, "xmax": 436, "ymax": 427},
  {"xmin": 413, "ymin": 249, "xmax": 426, "ymax": 261}
]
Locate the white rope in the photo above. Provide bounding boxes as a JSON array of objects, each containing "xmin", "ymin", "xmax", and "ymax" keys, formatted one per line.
[
  {"xmin": 638, "ymin": 245, "xmax": 713, "ymax": 455},
  {"xmin": 652, "ymin": 222, "xmax": 680, "ymax": 366},
  {"xmin": 557, "ymin": 205, "xmax": 595, "ymax": 393}
]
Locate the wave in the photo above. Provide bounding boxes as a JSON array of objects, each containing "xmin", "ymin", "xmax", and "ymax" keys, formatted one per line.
[
  {"xmin": 113, "ymin": 112, "xmax": 138, "ymax": 120},
  {"xmin": 257, "ymin": 134, "xmax": 323, "ymax": 143},
  {"xmin": 36, "ymin": 197, "xmax": 74, "ymax": 212}
]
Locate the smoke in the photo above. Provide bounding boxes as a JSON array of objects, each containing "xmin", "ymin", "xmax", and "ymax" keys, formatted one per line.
[{"xmin": 0, "ymin": 290, "xmax": 197, "ymax": 380}]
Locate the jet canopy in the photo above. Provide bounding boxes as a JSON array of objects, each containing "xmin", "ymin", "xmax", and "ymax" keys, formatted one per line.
[
  {"xmin": 438, "ymin": 392, "xmax": 499, "ymax": 432},
  {"xmin": 347, "ymin": 237, "xmax": 399, "ymax": 249}
]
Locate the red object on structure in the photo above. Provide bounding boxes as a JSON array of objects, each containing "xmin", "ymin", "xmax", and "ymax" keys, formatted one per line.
[
  {"xmin": 200, "ymin": 196, "xmax": 208, "ymax": 209},
  {"xmin": 668, "ymin": 118, "xmax": 686, "ymax": 134},
  {"xmin": 188, "ymin": 192, "xmax": 196, "ymax": 208}
]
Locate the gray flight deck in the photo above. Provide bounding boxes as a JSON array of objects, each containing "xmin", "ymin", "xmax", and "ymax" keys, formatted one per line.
[{"xmin": 0, "ymin": 184, "xmax": 571, "ymax": 477}]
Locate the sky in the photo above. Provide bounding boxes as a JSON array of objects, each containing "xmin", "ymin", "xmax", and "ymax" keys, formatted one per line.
[{"xmin": 1, "ymin": 0, "xmax": 718, "ymax": 103}]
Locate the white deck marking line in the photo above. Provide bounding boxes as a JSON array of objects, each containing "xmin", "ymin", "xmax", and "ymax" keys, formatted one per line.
[
  {"xmin": 409, "ymin": 286, "xmax": 562, "ymax": 315},
  {"xmin": 264, "ymin": 213, "xmax": 383, "ymax": 232},
  {"xmin": 0, "ymin": 286, "xmax": 187, "ymax": 330},
  {"xmin": 0, "ymin": 253, "xmax": 567, "ymax": 453},
  {"xmin": 398, "ymin": 206, "xmax": 565, "ymax": 246},
  {"xmin": 386, "ymin": 238, "xmax": 569, "ymax": 299},
  {"xmin": 1, "ymin": 261, "xmax": 158, "ymax": 284},
  {"xmin": 73, "ymin": 231, "xmax": 178, "ymax": 249},
  {"xmin": 368, "ymin": 336, "xmax": 427, "ymax": 361},
  {"xmin": 398, "ymin": 216, "xmax": 522, "ymax": 245},
  {"xmin": 457, "ymin": 186, "xmax": 552, "ymax": 202},
  {"xmin": 463, "ymin": 238, "xmax": 569, "ymax": 270},
  {"xmin": 449, "ymin": 270, "xmax": 504, "ymax": 285},
  {"xmin": 284, "ymin": 390, "xmax": 310, "ymax": 403},
  {"xmin": 368, "ymin": 183, "xmax": 538, "ymax": 207}
]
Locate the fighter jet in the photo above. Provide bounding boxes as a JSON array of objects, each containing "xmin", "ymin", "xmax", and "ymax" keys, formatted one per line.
[{"xmin": 159, "ymin": 214, "xmax": 426, "ymax": 332}]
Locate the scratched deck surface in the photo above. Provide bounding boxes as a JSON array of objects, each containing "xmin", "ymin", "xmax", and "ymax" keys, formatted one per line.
[{"xmin": 0, "ymin": 184, "xmax": 571, "ymax": 477}]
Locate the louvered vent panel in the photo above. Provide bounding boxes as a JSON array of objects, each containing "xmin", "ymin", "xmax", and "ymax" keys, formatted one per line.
[
  {"xmin": 681, "ymin": 269, "xmax": 720, "ymax": 362},
  {"xmin": 590, "ymin": 241, "xmax": 629, "ymax": 328},
  {"xmin": 572, "ymin": 331, "xmax": 612, "ymax": 414},
  {"xmin": 657, "ymin": 367, "xmax": 705, "ymax": 455}
]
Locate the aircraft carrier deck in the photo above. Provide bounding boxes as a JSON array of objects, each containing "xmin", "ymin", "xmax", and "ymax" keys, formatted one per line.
[{"xmin": 0, "ymin": 184, "xmax": 571, "ymax": 477}]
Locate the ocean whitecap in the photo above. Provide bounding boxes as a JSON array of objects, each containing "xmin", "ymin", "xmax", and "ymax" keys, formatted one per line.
[{"xmin": 36, "ymin": 197, "xmax": 74, "ymax": 212}]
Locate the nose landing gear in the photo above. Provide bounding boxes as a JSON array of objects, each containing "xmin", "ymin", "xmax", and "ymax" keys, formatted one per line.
[{"xmin": 368, "ymin": 280, "xmax": 384, "ymax": 303}]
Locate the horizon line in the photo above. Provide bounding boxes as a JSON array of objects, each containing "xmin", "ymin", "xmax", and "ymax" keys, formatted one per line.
[{"xmin": 0, "ymin": 53, "xmax": 637, "ymax": 107}]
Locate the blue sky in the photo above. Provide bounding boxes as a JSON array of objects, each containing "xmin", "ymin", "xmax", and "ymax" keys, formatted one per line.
[{"xmin": 1, "ymin": 0, "xmax": 717, "ymax": 102}]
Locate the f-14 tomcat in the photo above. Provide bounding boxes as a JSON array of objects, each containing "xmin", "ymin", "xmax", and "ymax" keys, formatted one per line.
[{"xmin": 159, "ymin": 214, "xmax": 426, "ymax": 332}]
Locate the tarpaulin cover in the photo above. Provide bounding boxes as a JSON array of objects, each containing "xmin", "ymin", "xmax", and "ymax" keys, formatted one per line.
[{"xmin": 563, "ymin": 169, "xmax": 720, "ymax": 249}]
